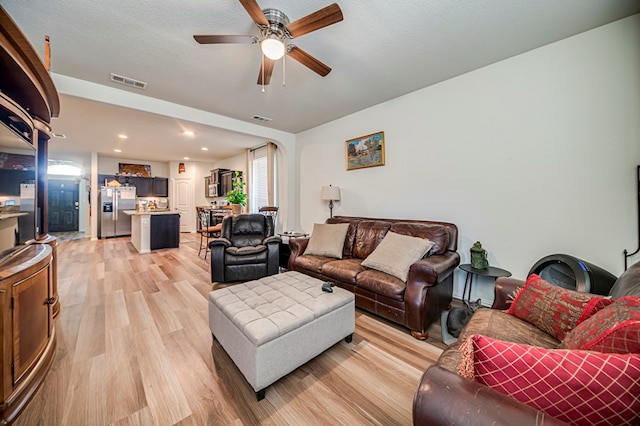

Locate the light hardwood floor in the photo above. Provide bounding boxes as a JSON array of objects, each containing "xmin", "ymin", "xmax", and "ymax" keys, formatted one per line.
[{"xmin": 15, "ymin": 233, "xmax": 445, "ymax": 425}]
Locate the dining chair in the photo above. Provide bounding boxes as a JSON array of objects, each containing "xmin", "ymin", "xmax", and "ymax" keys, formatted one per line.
[
  {"xmin": 198, "ymin": 210, "xmax": 222, "ymax": 259},
  {"xmin": 259, "ymin": 206, "xmax": 278, "ymax": 229}
]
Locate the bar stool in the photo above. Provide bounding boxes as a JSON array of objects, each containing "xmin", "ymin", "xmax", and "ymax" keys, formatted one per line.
[{"xmin": 198, "ymin": 210, "xmax": 221, "ymax": 259}]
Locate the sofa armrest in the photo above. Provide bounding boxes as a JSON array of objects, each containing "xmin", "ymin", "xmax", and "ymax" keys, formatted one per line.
[
  {"xmin": 263, "ymin": 235, "xmax": 282, "ymax": 245},
  {"xmin": 288, "ymin": 237, "xmax": 310, "ymax": 270},
  {"xmin": 413, "ymin": 366, "xmax": 568, "ymax": 426},
  {"xmin": 405, "ymin": 251, "xmax": 460, "ymax": 336},
  {"xmin": 208, "ymin": 238, "xmax": 231, "ymax": 249},
  {"xmin": 491, "ymin": 277, "xmax": 526, "ymax": 310},
  {"xmin": 408, "ymin": 252, "xmax": 460, "ymax": 286}
]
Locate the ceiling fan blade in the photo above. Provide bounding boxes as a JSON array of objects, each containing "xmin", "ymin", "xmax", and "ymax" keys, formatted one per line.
[
  {"xmin": 257, "ymin": 58, "xmax": 275, "ymax": 85},
  {"xmin": 194, "ymin": 35, "xmax": 258, "ymax": 44},
  {"xmin": 286, "ymin": 3, "xmax": 343, "ymax": 38},
  {"xmin": 239, "ymin": 0, "xmax": 269, "ymax": 26},
  {"xmin": 287, "ymin": 46, "xmax": 331, "ymax": 77}
]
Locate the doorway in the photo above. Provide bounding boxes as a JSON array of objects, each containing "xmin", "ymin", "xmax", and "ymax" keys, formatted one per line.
[{"xmin": 48, "ymin": 179, "xmax": 79, "ymax": 232}]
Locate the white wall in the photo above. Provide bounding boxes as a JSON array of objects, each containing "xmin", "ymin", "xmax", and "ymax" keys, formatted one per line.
[{"xmin": 296, "ymin": 15, "xmax": 640, "ymax": 304}]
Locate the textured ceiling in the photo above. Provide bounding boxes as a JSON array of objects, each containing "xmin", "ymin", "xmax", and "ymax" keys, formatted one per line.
[{"xmin": 2, "ymin": 0, "xmax": 639, "ymax": 167}]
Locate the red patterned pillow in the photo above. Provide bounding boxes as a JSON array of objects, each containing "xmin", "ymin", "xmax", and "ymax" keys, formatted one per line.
[
  {"xmin": 458, "ymin": 334, "xmax": 640, "ymax": 426},
  {"xmin": 506, "ymin": 274, "xmax": 614, "ymax": 340},
  {"xmin": 559, "ymin": 296, "xmax": 640, "ymax": 353}
]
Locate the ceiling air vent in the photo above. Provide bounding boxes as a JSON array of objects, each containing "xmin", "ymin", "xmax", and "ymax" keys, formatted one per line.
[
  {"xmin": 251, "ymin": 115, "xmax": 272, "ymax": 122},
  {"xmin": 110, "ymin": 73, "xmax": 148, "ymax": 90}
]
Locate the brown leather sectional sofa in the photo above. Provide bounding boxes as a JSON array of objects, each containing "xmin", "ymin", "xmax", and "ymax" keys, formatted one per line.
[
  {"xmin": 289, "ymin": 216, "xmax": 460, "ymax": 339},
  {"xmin": 412, "ymin": 270, "xmax": 640, "ymax": 425},
  {"xmin": 412, "ymin": 277, "xmax": 569, "ymax": 424}
]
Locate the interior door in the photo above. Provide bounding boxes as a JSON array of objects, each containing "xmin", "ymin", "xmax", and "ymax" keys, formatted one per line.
[
  {"xmin": 48, "ymin": 180, "xmax": 79, "ymax": 232},
  {"xmin": 174, "ymin": 179, "xmax": 193, "ymax": 232}
]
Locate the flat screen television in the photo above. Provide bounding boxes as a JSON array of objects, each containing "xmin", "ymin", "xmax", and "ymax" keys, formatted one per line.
[{"xmin": 0, "ymin": 118, "xmax": 37, "ymax": 260}]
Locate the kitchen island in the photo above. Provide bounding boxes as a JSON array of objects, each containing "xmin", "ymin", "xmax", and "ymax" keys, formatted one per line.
[{"xmin": 124, "ymin": 210, "xmax": 180, "ymax": 253}]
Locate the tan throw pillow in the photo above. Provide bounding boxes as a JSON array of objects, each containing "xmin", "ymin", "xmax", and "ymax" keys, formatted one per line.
[
  {"xmin": 303, "ymin": 223, "xmax": 350, "ymax": 259},
  {"xmin": 361, "ymin": 231, "xmax": 434, "ymax": 282}
]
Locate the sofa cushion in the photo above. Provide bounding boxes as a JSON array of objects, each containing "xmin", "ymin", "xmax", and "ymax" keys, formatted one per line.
[
  {"xmin": 356, "ymin": 269, "xmax": 406, "ymax": 301},
  {"xmin": 361, "ymin": 232, "xmax": 434, "ymax": 282},
  {"xmin": 326, "ymin": 217, "xmax": 359, "ymax": 259},
  {"xmin": 507, "ymin": 274, "xmax": 614, "ymax": 341},
  {"xmin": 458, "ymin": 334, "xmax": 640, "ymax": 426},
  {"xmin": 225, "ymin": 245, "xmax": 268, "ymax": 264},
  {"xmin": 559, "ymin": 296, "xmax": 640, "ymax": 353},
  {"xmin": 609, "ymin": 260, "xmax": 640, "ymax": 298},
  {"xmin": 352, "ymin": 220, "xmax": 391, "ymax": 260},
  {"xmin": 293, "ymin": 254, "xmax": 335, "ymax": 274},
  {"xmin": 304, "ymin": 223, "xmax": 349, "ymax": 259},
  {"xmin": 320, "ymin": 258, "xmax": 365, "ymax": 285},
  {"xmin": 389, "ymin": 222, "xmax": 449, "ymax": 256},
  {"xmin": 437, "ymin": 309, "xmax": 560, "ymax": 374}
]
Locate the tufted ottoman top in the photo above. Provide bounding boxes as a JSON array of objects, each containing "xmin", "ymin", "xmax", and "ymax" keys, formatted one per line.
[{"xmin": 208, "ymin": 271, "xmax": 354, "ymax": 347}]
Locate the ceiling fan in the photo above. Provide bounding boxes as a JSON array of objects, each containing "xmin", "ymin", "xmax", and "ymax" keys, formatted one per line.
[{"xmin": 194, "ymin": 0, "xmax": 343, "ymax": 87}]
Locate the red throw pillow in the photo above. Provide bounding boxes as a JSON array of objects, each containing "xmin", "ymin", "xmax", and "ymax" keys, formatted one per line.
[
  {"xmin": 458, "ymin": 334, "xmax": 640, "ymax": 426},
  {"xmin": 559, "ymin": 296, "xmax": 640, "ymax": 353},
  {"xmin": 507, "ymin": 274, "xmax": 614, "ymax": 340}
]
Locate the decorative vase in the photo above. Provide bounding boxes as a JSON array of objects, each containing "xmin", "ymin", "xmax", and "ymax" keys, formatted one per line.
[
  {"xmin": 470, "ymin": 241, "xmax": 489, "ymax": 269},
  {"xmin": 231, "ymin": 204, "xmax": 242, "ymax": 214}
]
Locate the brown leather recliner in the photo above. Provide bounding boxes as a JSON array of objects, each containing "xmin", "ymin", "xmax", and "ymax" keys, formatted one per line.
[{"xmin": 209, "ymin": 214, "xmax": 281, "ymax": 283}]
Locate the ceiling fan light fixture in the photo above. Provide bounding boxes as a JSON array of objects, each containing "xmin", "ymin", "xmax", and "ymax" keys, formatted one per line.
[{"xmin": 261, "ymin": 36, "xmax": 285, "ymax": 60}]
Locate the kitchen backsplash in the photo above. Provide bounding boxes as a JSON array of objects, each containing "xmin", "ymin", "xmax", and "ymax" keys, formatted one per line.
[{"xmin": 137, "ymin": 197, "xmax": 169, "ymax": 210}]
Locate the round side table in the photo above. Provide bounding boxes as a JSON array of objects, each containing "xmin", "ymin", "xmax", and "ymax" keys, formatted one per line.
[{"xmin": 459, "ymin": 264, "xmax": 511, "ymax": 303}]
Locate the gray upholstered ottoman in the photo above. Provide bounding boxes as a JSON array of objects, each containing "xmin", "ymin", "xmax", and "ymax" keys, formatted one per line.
[{"xmin": 208, "ymin": 271, "xmax": 355, "ymax": 400}]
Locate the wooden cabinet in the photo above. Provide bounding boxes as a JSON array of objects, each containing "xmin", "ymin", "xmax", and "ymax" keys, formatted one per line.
[
  {"xmin": 0, "ymin": 7, "xmax": 59, "ymax": 423},
  {"xmin": 0, "ymin": 244, "xmax": 56, "ymax": 424},
  {"xmin": 153, "ymin": 177, "xmax": 168, "ymax": 197},
  {"xmin": 98, "ymin": 176, "xmax": 168, "ymax": 197},
  {"xmin": 0, "ymin": 170, "xmax": 36, "ymax": 196},
  {"xmin": 134, "ymin": 177, "xmax": 153, "ymax": 197},
  {"xmin": 150, "ymin": 214, "xmax": 180, "ymax": 250},
  {"xmin": 220, "ymin": 170, "xmax": 234, "ymax": 196},
  {"xmin": 208, "ymin": 169, "xmax": 230, "ymax": 197}
]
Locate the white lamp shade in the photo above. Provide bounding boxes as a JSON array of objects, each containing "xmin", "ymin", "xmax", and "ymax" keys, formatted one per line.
[
  {"xmin": 321, "ymin": 185, "xmax": 341, "ymax": 201},
  {"xmin": 261, "ymin": 38, "xmax": 285, "ymax": 60}
]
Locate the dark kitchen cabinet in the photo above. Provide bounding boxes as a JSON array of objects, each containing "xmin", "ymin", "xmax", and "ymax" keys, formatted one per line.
[
  {"xmin": 150, "ymin": 214, "xmax": 180, "ymax": 250},
  {"xmin": 153, "ymin": 177, "xmax": 168, "ymax": 197},
  {"xmin": 98, "ymin": 175, "xmax": 167, "ymax": 197},
  {"xmin": 220, "ymin": 170, "xmax": 235, "ymax": 196},
  {"xmin": 0, "ymin": 170, "xmax": 35, "ymax": 196},
  {"xmin": 134, "ymin": 177, "xmax": 153, "ymax": 196}
]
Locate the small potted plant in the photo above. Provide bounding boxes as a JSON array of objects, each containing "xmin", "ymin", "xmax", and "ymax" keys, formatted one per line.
[{"xmin": 226, "ymin": 171, "xmax": 246, "ymax": 214}]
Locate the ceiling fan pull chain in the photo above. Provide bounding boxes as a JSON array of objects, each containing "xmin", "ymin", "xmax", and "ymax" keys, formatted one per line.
[
  {"xmin": 282, "ymin": 54, "xmax": 286, "ymax": 87},
  {"xmin": 261, "ymin": 53, "xmax": 265, "ymax": 93}
]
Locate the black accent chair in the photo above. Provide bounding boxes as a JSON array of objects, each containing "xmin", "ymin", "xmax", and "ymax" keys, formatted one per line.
[{"xmin": 209, "ymin": 214, "xmax": 281, "ymax": 283}]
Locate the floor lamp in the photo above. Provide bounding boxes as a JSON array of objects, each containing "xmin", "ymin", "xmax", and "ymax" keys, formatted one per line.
[{"xmin": 321, "ymin": 185, "xmax": 341, "ymax": 218}]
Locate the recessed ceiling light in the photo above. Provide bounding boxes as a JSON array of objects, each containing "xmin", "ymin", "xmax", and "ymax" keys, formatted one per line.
[
  {"xmin": 183, "ymin": 130, "xmax": 194, "ymax": 137},
  {"xmin": 51, "ymin": 132, "xmax": 66, "ymax": 139},
  {"xmin": 118, "ymin": 134, "xmax": 128, "ymax": 139},
  {"xmin": 201, "ymin": 147, "xmax": 208, "ymax": 151},
  {"xmin": 183, "ymin": 157, "xmax": 190, "ymax": 160},
  {"xmin": 114, "ymin": 149, "xmax": 122, "ymax": 153}
]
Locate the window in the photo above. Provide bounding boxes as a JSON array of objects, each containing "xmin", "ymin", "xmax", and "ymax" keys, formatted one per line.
[{"xmin": 249, "ymin": 143, "xmax": 277, "ymax": 213}]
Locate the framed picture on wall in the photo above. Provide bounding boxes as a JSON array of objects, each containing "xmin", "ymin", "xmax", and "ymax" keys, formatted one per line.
[{"xmin": 345, "ymin": 131, "xmax": 385, "ymax": 171}]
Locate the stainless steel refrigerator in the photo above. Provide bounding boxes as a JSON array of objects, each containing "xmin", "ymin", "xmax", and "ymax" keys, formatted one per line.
[{"xmin": 98, "ymin": 186, "xmax": 136, "ymax": 238}]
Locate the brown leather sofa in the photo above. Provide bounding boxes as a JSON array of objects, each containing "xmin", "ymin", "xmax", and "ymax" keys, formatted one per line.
[
  {"xmin": 412, "ymin": 272, "xmax": 640, "ymax": 425},
  {"xmin": 289, "ymin": 216, "xmax": 460, "ymax": 339}
]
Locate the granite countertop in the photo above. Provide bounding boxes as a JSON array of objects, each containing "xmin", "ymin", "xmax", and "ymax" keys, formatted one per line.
[
  {"xmin": 123, "ymin": 210, "xmax": 180, "ymax": 216},
  {"xmin": 0, "ymin": 212, "xmax": 29, "ymax": 220}
]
